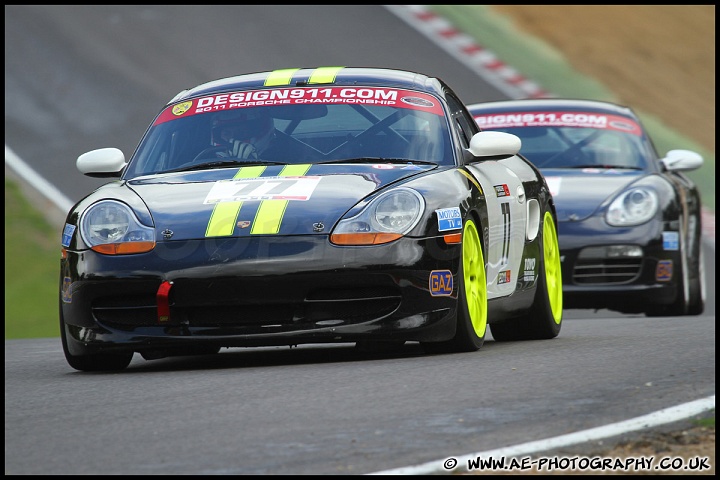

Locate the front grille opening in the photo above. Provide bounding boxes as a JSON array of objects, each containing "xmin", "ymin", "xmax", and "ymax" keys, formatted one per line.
[
  {"xmin": 94, "ymin": 287, "xmax": 402, "ymax": 329},
  {"xmin": 572, "ymin": 258, "xmax": 642, "ymax": 285}
]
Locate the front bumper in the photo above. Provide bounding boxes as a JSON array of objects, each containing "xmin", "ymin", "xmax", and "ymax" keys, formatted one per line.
[
  {"xmin": 557, "ymin": 217, "xmax": 683, "ymax": 313},
  {"xmin": 61, "ymin": 235, "xmax": 462, "ymax": 355}
]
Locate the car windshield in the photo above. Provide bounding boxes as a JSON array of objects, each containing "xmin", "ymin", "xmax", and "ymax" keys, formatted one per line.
[
  {"xmin": 124, "ymin": 86, "xmax": 454, "ymax": 179},
  {"xmin": 475, "ymin": 112, "xmax": 655, "ymax": 170}
]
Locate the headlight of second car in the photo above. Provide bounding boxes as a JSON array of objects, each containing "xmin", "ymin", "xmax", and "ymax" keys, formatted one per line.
[
  {"xmin": 605, "ymin": 187, "xmax": 659, "ymax": 226},
  {"xmin": 330, "ymin": 187, "xmax": 425, "ymax": 245},
  {"xmin": 79, "ymin": 200, "xmax": 155, "ymax": 254}
]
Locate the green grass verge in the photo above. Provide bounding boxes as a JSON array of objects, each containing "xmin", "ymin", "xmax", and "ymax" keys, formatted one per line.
[
  {"xmin": 693, "ymin": 416, "xmax": 715, "ymax": 429},
  {"xmin": 5, "ymin": 178, "xmax": 61, "ymax": 339}
]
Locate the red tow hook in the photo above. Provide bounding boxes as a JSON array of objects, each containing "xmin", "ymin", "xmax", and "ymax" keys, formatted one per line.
[{"xmin": 157, "ymin": 280, "xmax": 173, "ymax": 322}]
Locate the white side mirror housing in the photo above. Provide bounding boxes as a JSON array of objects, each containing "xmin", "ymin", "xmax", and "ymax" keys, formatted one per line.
[
  {"xmin": 660, "ymin": 149, "xmax": 703, "ymax": 171},
  {"xmin": 468, "ymin": 131, "xmax": 522, "ymax": 158},
  {"xmin": 77, "ymin": 148, "xmax": 127, "ymax": 177}
]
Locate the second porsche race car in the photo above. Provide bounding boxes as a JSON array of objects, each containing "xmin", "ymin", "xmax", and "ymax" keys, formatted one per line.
[
  {"xmin": 469, "ymin": 98, "xmax": 705, "ymax": 317},
  {"xmin": 59, "ymin": 67, "xmax": 563, "ymax": 371}
]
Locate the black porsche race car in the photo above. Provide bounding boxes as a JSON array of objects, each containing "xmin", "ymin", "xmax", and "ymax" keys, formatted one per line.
[
  {"xmin": 469, "ymin": 98, "xmax": 705, "ymax": 317},
  {"xmin": 60, "ymin": 67, "xmax": 563, "ymax": 371}
]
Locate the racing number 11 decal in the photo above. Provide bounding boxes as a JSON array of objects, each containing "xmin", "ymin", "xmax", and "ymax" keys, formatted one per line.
[
  {"xmin": 501, "ymin": 202, "xmax": 510, "ymax": 263},
  {"xmin": 456, "ymin": 164, "xmax": 522, "ymax": 297}
]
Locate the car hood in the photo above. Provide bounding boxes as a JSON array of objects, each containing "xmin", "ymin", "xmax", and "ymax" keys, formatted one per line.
[
  {"xmin": 127, "ymin": 163, "xmax": 435, "ymax": 240},
  {"xmin": 541, "ymin": 169, "xmax": 644, "ymax": 222}
]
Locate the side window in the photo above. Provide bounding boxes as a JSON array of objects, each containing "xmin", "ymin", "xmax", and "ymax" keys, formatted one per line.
[{"xmin": 445, "ymin": 93, "xmax": 478, "ymax": 149}]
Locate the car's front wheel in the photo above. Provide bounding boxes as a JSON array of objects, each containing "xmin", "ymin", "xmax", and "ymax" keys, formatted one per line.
[
  {"xmin": 686, "ymin": 236, "xmax": 705, "ymax": 316},
  {"xmin": 422, "ymin": 217, "xmax": 487, "ymax": 354},
  {"xmin": 60, "ymin": 305, "xmax": 133, "ymax": 372}
]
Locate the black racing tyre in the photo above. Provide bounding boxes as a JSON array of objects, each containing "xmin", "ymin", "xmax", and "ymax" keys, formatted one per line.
[
  {"xmin": 686, "ymin": 238, "xmax": 706, "ymax": 316},
  {"xmin": 491, "ymin": 208, "xmax": 563, "ymax": 341},
  {"xmin": 422, "ymin": 218, "xmax": 487, "ymax": 354},
  {"xmin": 60, "ymin": 305, "xmax": 133, "ymax": 372}
]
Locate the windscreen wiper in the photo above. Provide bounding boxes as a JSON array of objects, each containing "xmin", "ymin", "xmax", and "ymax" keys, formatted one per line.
[
  {"xmin": 315, "ymin": 157, "xmax": 437, "ymax": 165},
  {"xmin": 166, "ymin": 160, "xmax": 287, "ymax": 173},
  {"xmin": 560, "ymin": 164, "xmax": 643, "ymax": 170}
]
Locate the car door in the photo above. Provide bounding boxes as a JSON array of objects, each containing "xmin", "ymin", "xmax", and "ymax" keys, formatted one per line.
[
  {"xmin": 465, "ymin": 161, "xmax": 527, "ymax": 299},
  {"xmin": 446, "ymin": 93, "xmax": 527, "ymax": 300}
]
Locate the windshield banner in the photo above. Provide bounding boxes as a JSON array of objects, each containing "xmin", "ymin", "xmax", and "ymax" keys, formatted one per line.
[
  {"xmin": 156, "ymin": 87, "xmax": 445, "ymax": 125},
  {"xmin": 474, "ymin": 111, "xmax": 642, "ymax": 136}
]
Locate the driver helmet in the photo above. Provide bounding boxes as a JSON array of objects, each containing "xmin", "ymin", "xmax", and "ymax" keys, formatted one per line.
[{"xmin": 211, "ymin": 108, "xmax": 274, "ymax": 152}]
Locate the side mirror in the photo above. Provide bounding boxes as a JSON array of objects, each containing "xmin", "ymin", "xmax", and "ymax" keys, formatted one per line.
[
  {"xmin": 660, "ymin": 149, "xmax": 703, "ymax": 172},
  {"xmin": 467, "ymin": 131, "xmax": 522, "ymax": 158},
  {"xmin": 77, "ymin": 148, "xmax": 127, "ymax": 178}
]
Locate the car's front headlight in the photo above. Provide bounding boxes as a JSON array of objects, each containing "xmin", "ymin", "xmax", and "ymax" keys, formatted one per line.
[
  {"xmin": 330, "ymin": 187, "xmax": 425, "ymax": 245},
  {"xmin": 79, "ymin": 200, "xmax": 155, "ymax": 254},
  {"xmin": 605, "ymin": 187, "xmax": 659, "ymax": 226}
]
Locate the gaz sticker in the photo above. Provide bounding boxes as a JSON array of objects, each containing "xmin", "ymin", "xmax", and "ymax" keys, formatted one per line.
[
  {"xmin": 656, "ymin": 260, "xmax": 673, "ymax": 281},
  {"xmin": 429, "ymin": 270, "xmax": 453, "ymax": 296},
  {"xmin": 61, "ymin": 277, "xmax": 72, "ymax": 303}
]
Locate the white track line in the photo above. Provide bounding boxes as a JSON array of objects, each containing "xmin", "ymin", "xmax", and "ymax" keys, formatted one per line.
[
  {"xmin": 369, "ymin": 395, "xmax": 716, "ymax": 475},
  {"xmin": 5, "ymin": 144, "xmax": 74, "ymax": 215}
]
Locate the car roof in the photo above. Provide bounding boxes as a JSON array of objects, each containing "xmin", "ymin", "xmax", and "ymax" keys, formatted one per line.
[
  {"xmin": 468, "ymin": 98, "xmax": 639, "ymax": 119},
  {"xmin": 167, "ymin": 67, "xmax": 448, "ymax": 104}
]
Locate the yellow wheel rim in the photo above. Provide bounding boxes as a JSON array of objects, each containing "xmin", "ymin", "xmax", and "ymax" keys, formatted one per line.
[
  {"xmin": 543, "ymin": 211, "xmax": 563, "ymax": 323},
  {"xmin": 463, "ymin": 220, "xmax": 487, "ymax": 337}
]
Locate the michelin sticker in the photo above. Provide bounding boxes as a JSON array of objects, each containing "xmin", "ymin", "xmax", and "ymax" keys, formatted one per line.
[{"xmin": 435, "ymin": 207, "xmax": 461, "ymax": 232}]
